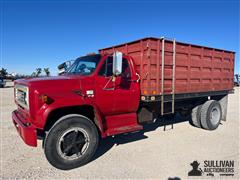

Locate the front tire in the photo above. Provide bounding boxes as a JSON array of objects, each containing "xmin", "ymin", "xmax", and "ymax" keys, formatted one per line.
[{"xmin": 44, "ymin": 114, "xmax": 99, "ymax": 170}]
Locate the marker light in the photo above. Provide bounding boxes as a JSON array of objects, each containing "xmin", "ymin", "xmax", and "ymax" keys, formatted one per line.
[{"xmin": 40, "ymin": 95, "xmax": 53, "ymax": 104}]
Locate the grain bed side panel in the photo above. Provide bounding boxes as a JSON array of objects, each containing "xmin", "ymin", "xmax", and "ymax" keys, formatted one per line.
[{"xmin": 99, "ymin": 38, "xmax": 234, "ymax": 96}]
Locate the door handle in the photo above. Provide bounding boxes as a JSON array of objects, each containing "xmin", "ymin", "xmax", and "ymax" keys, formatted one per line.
[{"xmin": 127, "ymin": 79, "xmax": 137, "ymax": 82}]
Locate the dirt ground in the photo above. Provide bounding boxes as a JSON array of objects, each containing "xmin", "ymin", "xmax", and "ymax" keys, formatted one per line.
[{"xmin": 0, "ymin": 82, "xmax": 239, "ymax": 179}]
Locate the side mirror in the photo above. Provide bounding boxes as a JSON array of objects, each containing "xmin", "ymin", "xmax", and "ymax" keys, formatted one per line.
[
  {"xmin": 58, "ymin": 60, "xmax": 74, "ymax": 75},
  {"xmin": 58, "ymin": 62, "xmax": 67, "ymax": 75},
  {"xmin": 112, "ymin": 51, "xmax": 122, "ymax": 76}
]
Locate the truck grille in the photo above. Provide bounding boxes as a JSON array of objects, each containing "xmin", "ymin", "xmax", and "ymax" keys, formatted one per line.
[
  {"xmin": 15, "ymin": 85, "xmax": 29, "ymax": 109},
  {"xmin": 17, "ymin": 89, "xmax": 26, "ymax": 104}
]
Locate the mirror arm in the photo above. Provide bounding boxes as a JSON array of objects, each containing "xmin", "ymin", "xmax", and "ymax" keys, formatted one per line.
[
  {"xmin": 112, "ymin": 75, "xmax": 116, "ymax": 82},
  {"xmin": 103, "ymin": 76, "xmax": 115, "ymax": 90},
  {"xmin": 136, "ymin": 73, "xmax": 140, "ymax": 83}
]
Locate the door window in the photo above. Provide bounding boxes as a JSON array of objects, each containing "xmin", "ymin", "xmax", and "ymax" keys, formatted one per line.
[
  {"xmin": 121, "ymin": 58, "xmax": 131, "ymax": 79},
  {"xmin": 98, "ymin": 57, "xmax": 113, "ymax": 77},
  {"xmin": 98, "ymin": 57, "xmax": 131, "ymax": 78}
]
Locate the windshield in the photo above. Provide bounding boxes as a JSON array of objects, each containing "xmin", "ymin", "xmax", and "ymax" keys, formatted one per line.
[{"xmin": 67, "ymin": 54, "xmax": 102, "ymax": 75}]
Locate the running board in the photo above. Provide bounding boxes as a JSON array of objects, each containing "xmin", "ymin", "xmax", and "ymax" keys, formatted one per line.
[
  {"xmin": 105, "ymin": 113, "xmax": 143, "ymax": 136},
  {"xmin": 106, "ymin": 124, "xmax": 143, "ymax": 136}
]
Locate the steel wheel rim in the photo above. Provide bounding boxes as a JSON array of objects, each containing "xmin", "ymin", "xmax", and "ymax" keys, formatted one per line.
[
  {"xmin": 210, "ymin": 107, "xmax": 220, "ymax": 126},
  {"xmin": 57, "ymin": 127, "xmax": 90, "ymax": 160}
]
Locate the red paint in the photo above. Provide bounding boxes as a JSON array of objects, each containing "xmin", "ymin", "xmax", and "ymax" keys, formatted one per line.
[
  {"xmin": 105, "ymin": 113, "xmax": 142, "ymax": 136},
  {"xmin": 12, "ymin": 37, "xmax": 235, "ymax": 147},
  {"xmin": 13, "ymin": 55, "xmax": 141, "ymax": 146},
  {"xmin": 99, "ymin": 37, "xmax": 235, "ymax": 95},
  {"xmin": 12, "ymin": 110, "xmax": 37, "ymax": 146}
]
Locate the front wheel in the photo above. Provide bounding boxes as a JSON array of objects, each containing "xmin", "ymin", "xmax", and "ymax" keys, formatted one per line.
[{"xmin": 44, "ymin": 114, "xmax": 99, "ymax": 170}]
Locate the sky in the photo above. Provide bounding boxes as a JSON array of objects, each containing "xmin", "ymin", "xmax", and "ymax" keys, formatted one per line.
[{"xmin": 1, "ymin": 0, "xmax": 239, "ymax": 75}]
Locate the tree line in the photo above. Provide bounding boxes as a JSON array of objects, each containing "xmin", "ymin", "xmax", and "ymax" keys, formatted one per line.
[
  {"xmin": 0, "ymin": 67, "xmax": 51, "ymax": 80},
  {"xmin": 31, "ymin": 68, "xmax": 50, "ymax": 77}
]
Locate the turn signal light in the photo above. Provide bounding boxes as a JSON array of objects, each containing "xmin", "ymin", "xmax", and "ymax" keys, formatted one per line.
[{"xmin": 40, "ymin": 95, "xmax": 53, "ymax": 105}]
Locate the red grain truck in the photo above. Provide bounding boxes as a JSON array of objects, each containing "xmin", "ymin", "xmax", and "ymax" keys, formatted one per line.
[{"xmin": 12, "ymin": 37, "xmax": 235, "ymax": 170}]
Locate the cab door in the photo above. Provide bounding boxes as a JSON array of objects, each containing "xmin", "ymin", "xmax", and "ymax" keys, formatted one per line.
[
  {"xmin": 95, "ymin": 55, "xmax": 140, "ymax": 115},
  {"xmin": 114, "ymin": 57, "xmax": 140, "ymax": 114},
  {"xmin": 95, "ymin": 56, "xmax": 115, "ymax": 115}
]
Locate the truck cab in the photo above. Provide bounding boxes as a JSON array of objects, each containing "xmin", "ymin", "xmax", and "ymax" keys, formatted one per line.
[{"xmin": 12, "ymin": 52, "xmax": 142, "ymax": 170}]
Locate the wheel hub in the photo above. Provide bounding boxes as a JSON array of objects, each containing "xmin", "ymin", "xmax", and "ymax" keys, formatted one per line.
[
  {"xmin": 210, "ymin": 107, "xmax": 220, "ymax": 126},
  {"xmin": 57, "ymin": 127, "xmax": 90, "ymax": 160}
]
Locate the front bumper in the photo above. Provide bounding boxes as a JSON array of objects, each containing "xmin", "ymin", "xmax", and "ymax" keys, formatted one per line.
[{"xmin": 12, "ymin": 110, "xmax": 37, "ymax": 147}]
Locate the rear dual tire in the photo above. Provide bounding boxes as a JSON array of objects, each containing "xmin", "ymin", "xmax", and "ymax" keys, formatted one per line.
[
  {"xmin": 191, "ymin": 100, "xmax": 222, "ymax": 130},
  {"xmin": 191, "ymin": 104, "xmax": 202, "ymax": 128},
  {"xmin": 200, "ymin": 100, "xmax": 222, "ymax": 130}
]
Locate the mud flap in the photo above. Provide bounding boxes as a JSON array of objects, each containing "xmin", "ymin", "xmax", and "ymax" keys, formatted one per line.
[{"xmin": 219, "ymin": 95, "xmax": 228, "ymax": 121}]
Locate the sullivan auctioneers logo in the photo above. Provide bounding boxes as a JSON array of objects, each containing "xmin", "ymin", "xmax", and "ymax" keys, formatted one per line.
[{"xmin": 188, "ymin": 160, "xmax": 234, "ymax": 177}]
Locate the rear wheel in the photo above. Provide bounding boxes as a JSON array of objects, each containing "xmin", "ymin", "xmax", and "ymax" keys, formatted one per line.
[
  {"xmin": 200, "ymin": 100, "xmax": 222, "ymax": 130},
  {"xmin": 190, "ymin": 104, "xmax": 202, "ymax": 128},
  {"xmin": 44, "ymin": 114, "xmax": 99, "ymax": 170}
]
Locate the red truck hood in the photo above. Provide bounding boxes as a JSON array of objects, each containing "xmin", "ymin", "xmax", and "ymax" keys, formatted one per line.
[
  {"xmin": 14, "ymin": 75, "xmax": 95, "ymax": 95},
  {"xmin": 14, "ymin": 74, "xmax": 94, "ymax": 112},
  {"xmin": 14, "ymin": 75, "xmax": 89, "ymax": 100},
  {"xmin": 15, "ymin": 75, "xmax": 87, "ymax": 89},
  {"xmin": 15, "ymin": 76, "xmax": 72, "ymax": 86},
  {"xmin": 14, "ymin": 75, "xmax": 95, "ymax": 127}
]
